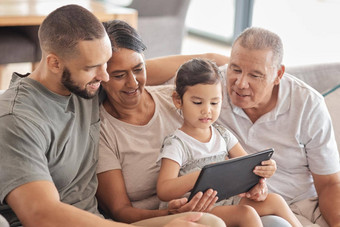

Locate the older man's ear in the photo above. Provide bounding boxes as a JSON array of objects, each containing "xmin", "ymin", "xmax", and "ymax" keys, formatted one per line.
[{"xmin": 274, "ymin": 65, "xmax": 285, "ymax": 85}]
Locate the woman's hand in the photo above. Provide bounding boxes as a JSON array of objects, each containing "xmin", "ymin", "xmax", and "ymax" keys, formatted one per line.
[
  {"xmin": 253, "ymin": 159, "xmax": 277, "ymax": 178},
  {"xmin": 167, "ymin": 189, "xmax": 218, "ymax": 214},
  {"xmin": 238, "ymin": 178, "xmax": 268, "ymax": 201}
]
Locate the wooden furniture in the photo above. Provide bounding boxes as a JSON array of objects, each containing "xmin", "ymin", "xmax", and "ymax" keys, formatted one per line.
[{"xmin": 0, "ymin": 0, "xmax": 137, "ymax": 28}]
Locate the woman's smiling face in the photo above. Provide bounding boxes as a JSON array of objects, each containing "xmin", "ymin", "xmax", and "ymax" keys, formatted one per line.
[{"xmin": 102, "ymin": 48, "xmax": 146, "ymax": 108}]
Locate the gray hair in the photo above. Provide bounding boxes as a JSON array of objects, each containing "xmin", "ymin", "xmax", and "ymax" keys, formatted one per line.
[{"xmin": 234, "ymin": 27, "xmax": 283, "ymax": 68}]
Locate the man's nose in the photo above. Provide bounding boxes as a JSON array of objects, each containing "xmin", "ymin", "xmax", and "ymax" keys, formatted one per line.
[
  {"xmin": 235, "ymin": 74, "xmax": 249, "ymax": 89},
  {"xmin": 96, "ymin": 63, "xmax": 109, "ymax": 82}
]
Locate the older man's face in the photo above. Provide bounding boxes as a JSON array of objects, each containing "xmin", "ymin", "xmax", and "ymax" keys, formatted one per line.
[{"xmin": 226, "ymin": 42, "xmax": 282, "ymax": 115}]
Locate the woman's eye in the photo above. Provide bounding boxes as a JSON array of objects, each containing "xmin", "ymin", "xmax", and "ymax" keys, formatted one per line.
[{"xmin": 111, "ymin": 74, "xmax": 124, "ymax": 79}]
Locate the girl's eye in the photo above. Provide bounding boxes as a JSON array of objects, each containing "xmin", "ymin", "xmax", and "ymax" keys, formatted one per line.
[
  {"xmin": 193, "ymin": 101, "xmax": 202, "ymax": 105},
  {"xmin": 233, "ymin": 69, "xmax": 241, "ymax": 73},
  {"xmin": 211, "ymin": 102, "xmax": 219, "ymax": 105}
]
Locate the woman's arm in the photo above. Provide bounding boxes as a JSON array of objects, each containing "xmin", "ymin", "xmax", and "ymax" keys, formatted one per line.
[
  {"xmin": 157, "ymin": 158, "xmax": 200, "ymax": 202},
  {"xmin": 96, "ymin": 169, "xmax": 168, "ymax": 223},
  {"xmin": 145, "ymin": 53, "xmax": 229, "ymax": 86},
  {"xmin": 97, "ymin": 169, "xmax": 217, "ymax": 223}
]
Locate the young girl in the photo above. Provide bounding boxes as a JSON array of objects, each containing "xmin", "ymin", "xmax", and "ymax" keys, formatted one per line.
[{"xmin": 156, "ymin": 58, "xmax": 302, "ymax": 227}]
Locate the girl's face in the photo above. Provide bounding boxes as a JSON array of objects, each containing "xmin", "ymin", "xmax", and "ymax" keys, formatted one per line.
[
  {"xmin": 175, "ymin": 82, "xmax": 222, "ymax": 132},
  {"xmin": 102, "ymin": 48, "xmax": 146, "ymax": 108}
]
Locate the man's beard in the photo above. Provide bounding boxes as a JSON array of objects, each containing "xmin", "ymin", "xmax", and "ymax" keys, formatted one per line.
[{"xmin": 61, "ymin": 68, "xmax": 98, "ymax": 99}]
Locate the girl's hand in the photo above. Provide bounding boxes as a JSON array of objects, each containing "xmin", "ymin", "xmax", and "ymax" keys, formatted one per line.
[
  {"xmin": 167, "ymin": 189, "xmax": 218, "ymax": 214},
  {"xmin": 253, "ymin": 159, "xmax": 277, "ymax": 178}
]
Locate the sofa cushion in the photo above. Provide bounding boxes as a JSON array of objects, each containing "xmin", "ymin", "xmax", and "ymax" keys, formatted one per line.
[
  {"xmin": 286, "ymin": 62, "xmax": 340, "ymax": 94},
  {"xmin": 324, "ymin": 85, "xmax": 340, "ymax": 149}
]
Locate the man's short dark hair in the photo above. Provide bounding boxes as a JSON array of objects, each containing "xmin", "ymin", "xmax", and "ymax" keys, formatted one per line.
[{"xmin": 38, "ymin": 4, "xmax": 106, "ymax": 58}]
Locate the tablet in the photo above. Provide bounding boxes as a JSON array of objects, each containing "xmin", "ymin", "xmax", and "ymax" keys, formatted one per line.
[{"xmin": 188, "ymin": 148, "xmax": 274, "ymax": 202}]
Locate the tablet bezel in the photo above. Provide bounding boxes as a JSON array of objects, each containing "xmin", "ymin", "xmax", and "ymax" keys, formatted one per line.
[{"xmin": 188, "ymin": 148, "xmax": 274, "ymax": 202}]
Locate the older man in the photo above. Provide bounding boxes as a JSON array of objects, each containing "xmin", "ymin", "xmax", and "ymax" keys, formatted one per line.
[
  {"xmin": 218, "ymin": 27, "xmax": 340, "ymax": 227},
  {"xmin": 148, "ymin": 27, "xmax": 340, "ymax": 227}
]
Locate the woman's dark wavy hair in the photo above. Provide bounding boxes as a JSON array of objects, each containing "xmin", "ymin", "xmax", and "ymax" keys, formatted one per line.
[
  {"xmin": 103, "ymin": 20, "xmax": 146, "ymax": 53},
  {"xmin": 175, "ymin": 58, "xmax": 222, "ymax": 100}
]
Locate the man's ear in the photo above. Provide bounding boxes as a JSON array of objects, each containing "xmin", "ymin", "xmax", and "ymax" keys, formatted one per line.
[
  {"xmin": 172, "ymin": 91, "xmax": 182, "ymax": 109},
  {"xmin": 274, "ymin": 65, "xmax": 285, "ymax": 85},
  {"xmin": 46, "ymin": 54, "xmax": 63, "ymax": 74}
]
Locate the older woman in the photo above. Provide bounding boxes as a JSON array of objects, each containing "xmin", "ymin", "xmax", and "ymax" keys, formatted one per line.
[
  {"xmin": 96, "ymin": 20, "xmax": 289, "ymax": 227},
  {"xmin": 95, "ymin": 20, "xmax": 229, "ymax": 226}
]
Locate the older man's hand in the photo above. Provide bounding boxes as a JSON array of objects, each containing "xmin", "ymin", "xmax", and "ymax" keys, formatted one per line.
[{"xmin": 253, "ymin": 159, "xmax": 277, "ymax": 178}]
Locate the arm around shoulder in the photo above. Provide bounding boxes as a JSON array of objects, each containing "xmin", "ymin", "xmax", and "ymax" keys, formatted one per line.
[
  {"xmin": 96, "ymin": 169, "xmax": 169, "ymax": 223},
  {"xmin": 146, "ymin": 53, "xmax": 229, "ymax": 86}
]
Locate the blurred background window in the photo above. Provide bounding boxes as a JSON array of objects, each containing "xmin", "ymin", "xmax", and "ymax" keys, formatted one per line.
[{"xmin": 184, "ymin": 0, "xmax": 340, "ymax": 66}]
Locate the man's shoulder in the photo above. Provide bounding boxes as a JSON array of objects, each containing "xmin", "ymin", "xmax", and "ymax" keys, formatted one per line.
[
  {"xmin": 282, "ymin": 73, "xmax": 323, "ymax": 101},
  {"xmin": 0, "ymin": 78, "xmax": 43, "ymax": 114},
  {"xmin": 0, "ymin": 84, "xmax": 20, "ymax": 117},
  {"xmin": 0, "ymin": 85, "xmax": 46, "ymax": 135}
]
